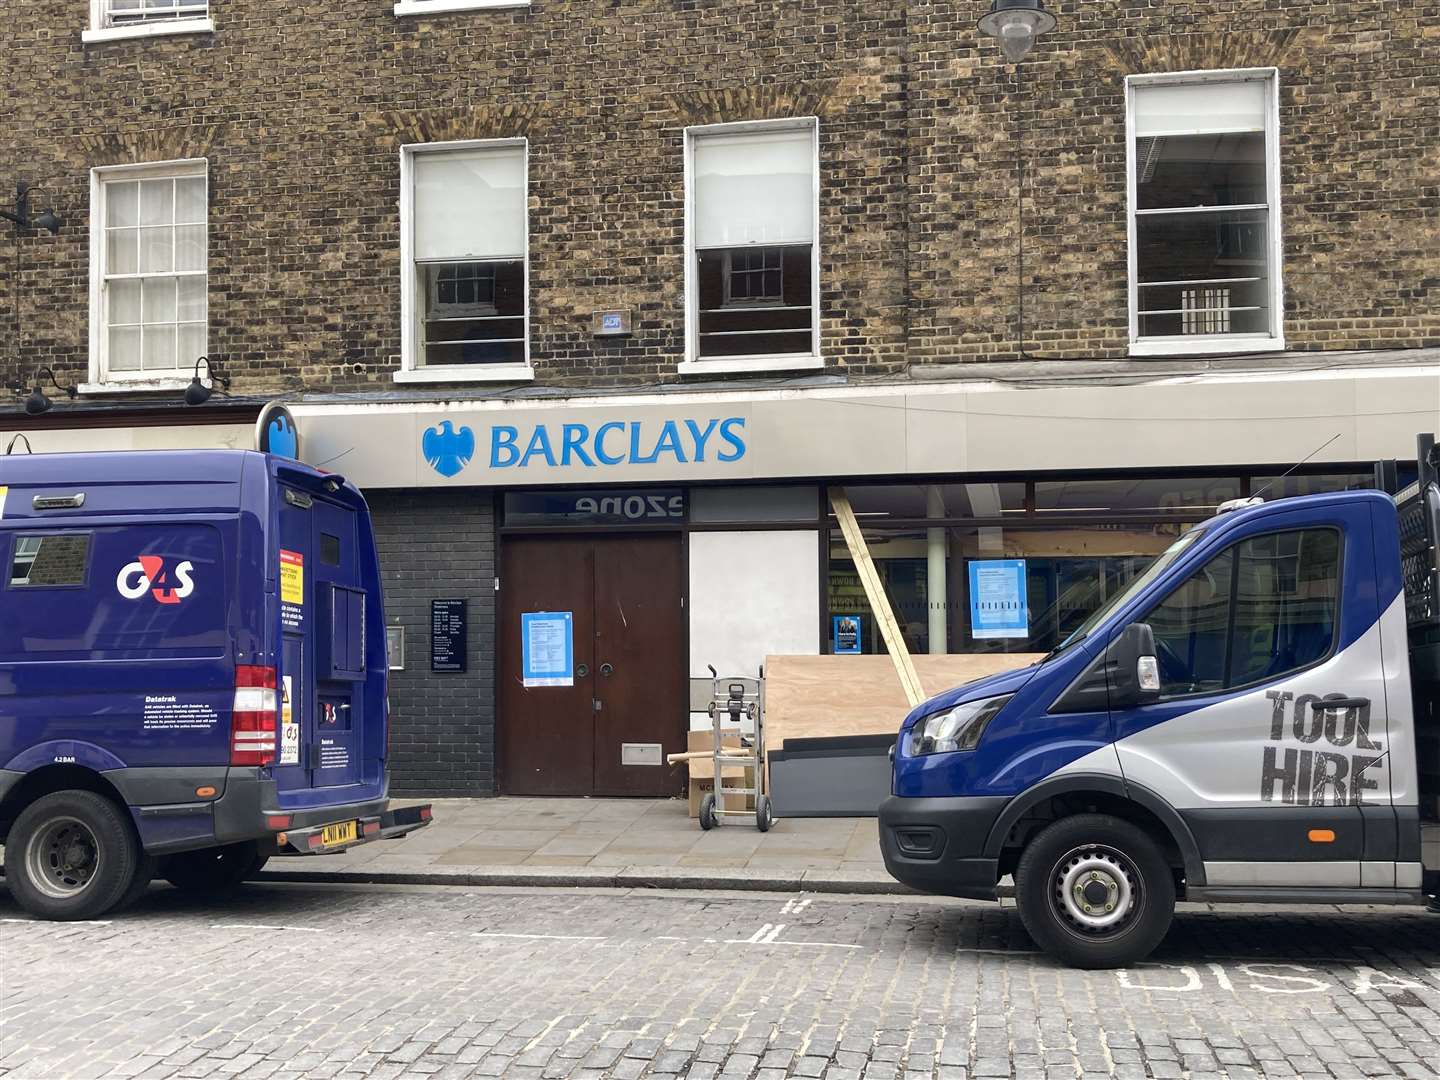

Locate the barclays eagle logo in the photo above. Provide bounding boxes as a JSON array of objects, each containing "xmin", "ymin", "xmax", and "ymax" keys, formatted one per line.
[{"xmin": 422, "ymin": 420, "xmax": 476, "ymax": 478}]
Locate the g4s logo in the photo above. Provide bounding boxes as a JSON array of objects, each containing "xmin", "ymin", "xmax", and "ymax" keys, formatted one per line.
[{"xmin": 116, "ymin": 555, "xmax": 195, "ymax": 605}]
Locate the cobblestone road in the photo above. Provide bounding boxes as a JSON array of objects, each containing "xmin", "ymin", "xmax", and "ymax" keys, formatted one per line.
[{"xmin": 2, "ymin": 882, "xmax": 1439, "ymax": 1080}]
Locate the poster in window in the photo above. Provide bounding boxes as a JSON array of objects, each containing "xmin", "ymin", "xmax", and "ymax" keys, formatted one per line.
[
  {"xmin": 832, "ymin": 615, "xmax": 862, "ymax": 655},
  {"xmin": 969, "ymin": 559, "xmax": 1029, "ymax": 640}
]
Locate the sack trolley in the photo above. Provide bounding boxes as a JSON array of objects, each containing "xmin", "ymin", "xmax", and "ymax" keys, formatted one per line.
[{"xmin": 698, "ymin": 665, "xmax": 774, "ymax": 832}]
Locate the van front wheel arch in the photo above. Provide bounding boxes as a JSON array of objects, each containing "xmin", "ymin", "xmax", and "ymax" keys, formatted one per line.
[
  {"xmin": 1014, "ymin": 813, "xmax": 1176, "ymax": 969},
  {"xmin": 4, "ymin": 790, "xmax": 150, "ymax": 921}
]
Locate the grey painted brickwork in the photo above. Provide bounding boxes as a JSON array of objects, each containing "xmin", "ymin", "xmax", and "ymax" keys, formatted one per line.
[{"xmin": 368, "ymin": 490, "xmax": 496, "ymax": 798}]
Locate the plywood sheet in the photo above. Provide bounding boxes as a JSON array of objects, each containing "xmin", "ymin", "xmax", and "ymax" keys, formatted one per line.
[{"xmin": 764, "ymin": 653, "xmax": 1043, "ymax": 747}]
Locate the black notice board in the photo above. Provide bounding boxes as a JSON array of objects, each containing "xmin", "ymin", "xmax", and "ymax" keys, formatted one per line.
[{"xmin": 431, "ymin": 599, "xmax": 467, "ymax": 673}]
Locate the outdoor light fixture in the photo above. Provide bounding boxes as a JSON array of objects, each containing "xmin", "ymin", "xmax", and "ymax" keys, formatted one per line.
[
  {"xmin": 183, "ymin": 355, "xmax": 230, "ymax": 406},
  {"xmin": 9, "ymin": 368, "xmax": 78, "ymax": 416},
  {"xmin": 0, "ymin": 182, "xmax": 64, "ymax": 234},
  {"xmin": 978, "ymin": 0, "xmax": 1057, "ymax": 63}
]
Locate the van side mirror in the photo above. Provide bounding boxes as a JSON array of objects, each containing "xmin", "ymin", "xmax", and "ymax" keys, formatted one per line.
[{"xmin": 1109, "ymin": 622, "xmax": 1160, "ymax": 708}]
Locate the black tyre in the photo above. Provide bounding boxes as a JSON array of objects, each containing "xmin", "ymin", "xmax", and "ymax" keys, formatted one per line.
[
  {"xmin": 755, "ymin": 795, "xmax": 774, "ymax": 833},
  {"xmin": 5, "ymin": 791, "xmax": 147, "ymax": 921},
  {"xmin": 164, "ymin": 841, "xmax": 263, "ymax": 894},
  {"xmin": 1014, "ymin": 813, "xmax": 1176, "ymax": 969},
  {"xmin": 698, "ymin": 793, "xmax": 718, "ymax": 830},
  {"xmin": 113, "ymin": 852, "xmax": 159, "ymax": 913}
]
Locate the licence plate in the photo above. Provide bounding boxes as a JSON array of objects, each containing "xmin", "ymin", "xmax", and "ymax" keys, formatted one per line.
[{"xmin": 321, "ymin": 820, "xmax": 358, "ymax": 846}]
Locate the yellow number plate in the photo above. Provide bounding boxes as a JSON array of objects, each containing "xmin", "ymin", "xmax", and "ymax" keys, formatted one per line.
[{"xmin": 321, "ymin": 820, "xmax": 358, "ymax": 846}]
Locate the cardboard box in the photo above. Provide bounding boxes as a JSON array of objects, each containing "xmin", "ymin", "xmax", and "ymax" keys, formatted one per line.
[{"xmin": 685, "ymin": 730, "xmax": 754, "ymax": 816}]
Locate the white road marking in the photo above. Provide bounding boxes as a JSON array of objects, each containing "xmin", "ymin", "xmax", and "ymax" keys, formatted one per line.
[
  {"xmin": 211, "ymin": 923, "xmax": 324, "ymax": 933},
  {"xmin": 1, "ymin": 918, "xmax": 112, "ymax": 926},
  {"xmin": 474, "ymin": 932, "xmax": 607, "ymax": 941},
  {"xmin": 780, "ymin": 897, "xmax": 813, "ymax": 915}
]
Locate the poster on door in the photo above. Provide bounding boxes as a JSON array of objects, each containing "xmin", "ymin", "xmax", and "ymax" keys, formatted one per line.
[
  {"xmin": 522, "ymin": 611, "xmax": 574, "ymax": 687},
  {"xmin": 279, "ymin": 549, "xmax": 304, "ymax": 630},
  {"xmin": 968, "ymin": 559, "xmax": 1029, "ymax": 640}
]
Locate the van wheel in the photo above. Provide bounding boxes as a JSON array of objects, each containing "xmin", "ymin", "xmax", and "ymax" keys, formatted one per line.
[
  {"xmin": 164, "ymin": 842, "xmax": 263, "ymax": 894},
  {"xmin": 1014, "ymin": 813, "xmax": 1175, "ymax": 969},
  {"xmin": 5, "ymin": 791, "xmax": 146, "ymax": 921}
]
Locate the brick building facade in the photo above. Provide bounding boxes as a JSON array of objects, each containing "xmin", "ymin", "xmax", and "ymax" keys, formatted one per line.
[{"xmin": 2, "ymin": 1, "xmax": 1438, "ymax": 798}]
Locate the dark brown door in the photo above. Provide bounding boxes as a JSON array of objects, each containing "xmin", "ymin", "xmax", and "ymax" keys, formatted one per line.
[{"xmin": 499, "ymin": 534, "xmax": 685, "ymax": 797}]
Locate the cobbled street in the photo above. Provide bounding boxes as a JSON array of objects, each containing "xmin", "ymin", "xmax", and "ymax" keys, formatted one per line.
[{"xmin": 2, "ymin": 884, "xmax": 1440, "ymax": 1080}]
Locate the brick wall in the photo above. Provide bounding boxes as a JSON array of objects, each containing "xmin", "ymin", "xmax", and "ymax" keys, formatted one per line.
[
  {"xmin": 0, "ymin": 1, "xmax": 1435, "ymax": 397},
  {"xmin": 369, "ymin": 490, "xmax": 495, "ymax": 797}
]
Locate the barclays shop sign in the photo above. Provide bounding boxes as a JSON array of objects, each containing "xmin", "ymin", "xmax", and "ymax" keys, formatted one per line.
[{"xmin": 421, "ymin": 416, "xmax": 748, "ymax": 480}]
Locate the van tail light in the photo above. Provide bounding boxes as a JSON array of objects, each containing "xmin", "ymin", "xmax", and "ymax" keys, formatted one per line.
[{"xmin": 232, "ymin": 664, "xmax": 278, "ymax": 766}]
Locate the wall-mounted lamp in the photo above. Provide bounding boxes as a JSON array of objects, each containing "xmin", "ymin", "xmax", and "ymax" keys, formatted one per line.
[
  {"xmin": 978, "ymin": 0, "xmax": 1057, "ymax": 63},
  {"xmin": 8, "ymin": 367, "xmax": 79, "ymax": 415},
  {"xmin": 183, "ymin": 355, "xmax": 231, "ymax": 406},
  {"xmin": 0, "ymin": 182, "xmax": 64, "ymax": 235}
]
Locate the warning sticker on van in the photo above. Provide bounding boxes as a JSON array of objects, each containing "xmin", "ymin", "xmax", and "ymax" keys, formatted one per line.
[
  {"xmin": 279, "ymin": 675, "xmax": 300, "ymax": 765},
  {"xmin": 280, "ymin": 550, "xmax": 304, "ymax": 630},
  {"xmin": 0, "ymin": 486, "xmax": 7, "ymax": 517}
]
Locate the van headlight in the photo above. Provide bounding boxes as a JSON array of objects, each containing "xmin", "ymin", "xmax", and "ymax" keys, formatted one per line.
[{"xmin": 906, "ymin": 695, "xmax": 1012, "ymax": 756}]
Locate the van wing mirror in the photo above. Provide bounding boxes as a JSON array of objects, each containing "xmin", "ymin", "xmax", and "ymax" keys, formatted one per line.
[{"xmin": 1109, "ymin": 622, "xmax": 1160, "ymax": 708}]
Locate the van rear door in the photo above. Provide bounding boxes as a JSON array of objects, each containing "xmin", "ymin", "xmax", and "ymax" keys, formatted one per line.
[{"xmin": 273, "ymin": 480, "xmax": 376, "ymax": 800}]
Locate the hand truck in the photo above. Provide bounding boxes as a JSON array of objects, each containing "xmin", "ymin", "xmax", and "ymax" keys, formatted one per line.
[{"xmin": 698, "ymin": 665, "xmax": 774, "ymax": 832}]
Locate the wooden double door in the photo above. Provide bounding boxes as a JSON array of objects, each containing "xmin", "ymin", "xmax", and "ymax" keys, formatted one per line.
[{"xmin": 499, "ymin": 534, "xmax": 686, "ymax": 796}]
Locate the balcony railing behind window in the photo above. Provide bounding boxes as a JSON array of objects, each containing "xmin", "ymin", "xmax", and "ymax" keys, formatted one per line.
[{"xmin": 104, "ymin": 0, "xmax": 208, "ymax": 27}]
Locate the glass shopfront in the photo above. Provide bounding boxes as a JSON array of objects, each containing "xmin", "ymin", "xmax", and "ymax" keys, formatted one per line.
[{"xmin": 824, "ymin": 469, "xmax": 1379, "ymax": 657}]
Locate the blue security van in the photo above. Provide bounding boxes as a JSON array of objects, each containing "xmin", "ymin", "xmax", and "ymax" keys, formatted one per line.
[
  {"xmin": 881, "ymin": 438, "xmax": 1440, "ymax": 968},
  {"xmin": 0, "ymin": 450, "xmax": 430, "ymax": 920}
]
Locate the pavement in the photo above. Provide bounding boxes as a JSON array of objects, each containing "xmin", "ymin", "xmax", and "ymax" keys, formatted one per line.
[
  {"xmin": 258, "ymin": 797, "xmax": 905, "ymax": 894},
  {"xmin": 3, "ymin": 879, "xmax": 1440, "ymax": 1079}
]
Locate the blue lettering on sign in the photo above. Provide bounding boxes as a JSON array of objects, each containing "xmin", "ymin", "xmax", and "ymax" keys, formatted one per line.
[{"xmin": 432, "ymin": 417, "xmax": 749, "ymax": 473}]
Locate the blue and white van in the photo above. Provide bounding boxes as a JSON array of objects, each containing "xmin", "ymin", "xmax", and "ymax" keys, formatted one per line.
[
  {"xmin": 0, "ymin": 450, "xmax": 429, "ymax": 920},
  {"xmin": 881, "ymin": 440, "xmax": 1440, "ymax": 967}
]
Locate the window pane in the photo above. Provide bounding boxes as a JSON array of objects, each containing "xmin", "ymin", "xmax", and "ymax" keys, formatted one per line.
[
  {"xmin": 142, "ymin": 277, "xmax": 177, "ymax": 323},
  {"xmin": 174, "ymin": 177, "xmax": 205, "ymax": 224},
  {"xmin": 107, "ymin": 182, "xmax": 139, "ymax": 228},
  {"xmin": 107, "ymin": 228, "xmax": 139, "ymax": 275},
  {"xmin": 10, "ymin": 535, "xmax": 90, "ymax": 587},
  {"xmin": 176, "ymin": 275, "xmax": 206, "ymax": 321},
  {"xmin": 843, "ymin": 482, "xmax": 1026, "ymax": 520},
  {"xmin": 1137, "ymin": 210, "xmax": 1269, "ymax": 338},
  {"xmin": 142, "ymin": 324, "xmax": 177, "ymax": 370},
  {"xmin": 1133, "ymin": 79, "xmax": 1266, "ymax": 138},
  {"xmin": 697, "ymin": 244, "xmax": 812, "ymax": 357},
  {"xmin": 140, "ymin": 226, "xmax": 174, "ymax": 273},
  {"xmin": 140, "ymin": 179, "xmax": 174, "ymax": 226},
  {"xmin": 109, "ymin": 326, "xmax": 143, "ymax": 371},
  {"xmin": 1146, "ymin": 550, "xmax": 1232, "ymax": 696},
  {"xmin": 1035, "ymin": 477, "xmax": 1241, "ymax": 516},
  {"xmin": 178, "ymin": 322, "xmax": 206, "ymax": 367},
  {"xmin": 420, "ymin": 260, "xmax": 524, "ymax": 366},
  {"xmin": 413, "ymin": 147, "xmax": 525, "ymax": 262},
  {"xmin": 1228, "ymin": 530, "xmax": 1339, "ymax": 686},
  {"xmin": 175, "ymin": 225, "xmax": 205, "ymax": 271},
  {"xmin": 693, "ymin": 127, "xmax": 814, "ymax": 247},
  {"xmin": 109, "ymin": 279, "xmax": 142, "ymax": 325},
  {"xmin": 1249, "ymin": 473, "xmax": 1374, "ymax": 500},
  {"xmin": 1135, "ymin": 132, "xmax": 1266, "ymax": 211}
]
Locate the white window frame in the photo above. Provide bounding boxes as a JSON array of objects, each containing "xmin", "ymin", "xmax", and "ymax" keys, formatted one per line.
[
  {"xmin": 1125, "ymin": 68, "xmax": 1284, "ymax": 358},
  {"xmin": 394, "ymin": 0, "xmax": 529, "ymax": 17},
  {"xmin": 681, "ymin": 117, "xmax": 823, "ymax": 376},
  {"xmin": 397, "ymin": 139, "xmax": 534, "ymax": 384},
  {"xmin": 83, "ymin": 0, "xmax": 213, "ymax": 44},
  {"xmin": 85, "ymin": 158, "xmax": 209, "ymax": 394}
]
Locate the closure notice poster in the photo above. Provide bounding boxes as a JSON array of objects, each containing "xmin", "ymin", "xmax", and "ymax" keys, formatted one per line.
[
  {"xmin": 522, "ymin": 611, "xmax": 574, "ymax": 687},
  {"xmin": 968, "ymin": 559, "xmax": 1029, "ymax": 640}
]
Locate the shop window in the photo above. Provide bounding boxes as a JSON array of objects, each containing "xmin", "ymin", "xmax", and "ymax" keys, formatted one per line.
[
  {"xmin": 401, "ymin": 141, "xmax": 530, "ymax": 380},
  {"xmin": 1248, "ymin": 473, "xmax": 1374, "ymax": 500},
  {"xmin": 686, "ymin": 120, "xmax": 819, "ymax": 372},
  {"xmin": 691, "ymin": 485, "xmax": 819, "ymax": 524},
  {"xmin": 91, "ymin": 161, "xmax": 207, "ymax": 385},
  {"xmin": 1034, "ymin": 477, "xmax": 1241, "ymax": 516},
  {"xmin": 1128, "ymin": 70, "xmax": 1282, "ymax": 355},
  {"xmin": 842, "ymin": 482, "xmax": 1026, "ymax": 521}
]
